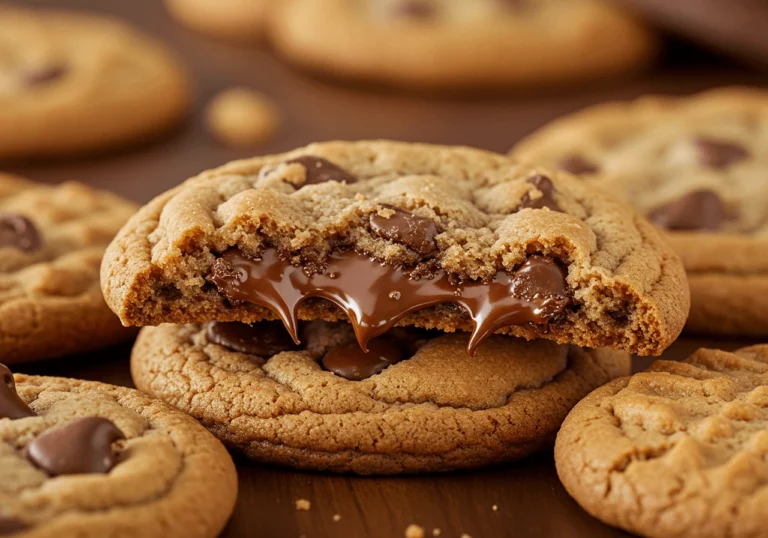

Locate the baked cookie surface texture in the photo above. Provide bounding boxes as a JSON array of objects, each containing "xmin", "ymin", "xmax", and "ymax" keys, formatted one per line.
[
  {"xmin": 555, "ymin": 345, "xmax": 768, "ymax": 538},
  {"xmin": 0, "ymin": 363, "xmax": 237, "ymax": 538},
  {"xmin": 513, "ymin": 87, "xmax": 768, "ymax": 336},
  {"xmin": 0, "ymin": 174, "xmax": 137, "ymax": 364}
]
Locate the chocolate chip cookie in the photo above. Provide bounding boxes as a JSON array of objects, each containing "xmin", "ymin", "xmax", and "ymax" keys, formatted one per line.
[
  {"xmin": 268, "ymin": 0, "xmax": 657, "ymax": 90},
  {"xmin": 131, "ymin": 320, "xmax": 630, "ymax": 474},
  {"xmin": 102, "ymin": 141, "xmax": 688, "ymax": 356},
  {"xmin": 512, "ymin": 87, "xmax": 768, "ymax": 336},
  {"xmin": 0, "ymin": 174, "xmax": 137, "ymax": 364},
  {"xmin": 555, "ymin": 345, "xmax": 768, "ymax": 538},
  {"xmin": 0, "ymin": 363, "xmax": 237, "ymax": 537},
  {"xmin": 0, "ymin": 6, "xmax": 189, "ymax": 159},
  {"xmin": 165, "ymin": 0, "xmax": 271, "ymax": 41}
]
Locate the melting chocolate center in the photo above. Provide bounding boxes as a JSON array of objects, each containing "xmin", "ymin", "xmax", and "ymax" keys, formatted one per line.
[
  {"xmin": 322, "ymin": 338, "xmax": 404, "ymax": 381},
  {"xmin": 210, "ymin": 248, "xmax": 570, "ymax": 355},
  {"xmin": 207, "ymin": 320, "xmax": 300, "ymax": 356},
  {"xmin": 26, "ymin": 417, "xmax": 125, "ymax": 476}
]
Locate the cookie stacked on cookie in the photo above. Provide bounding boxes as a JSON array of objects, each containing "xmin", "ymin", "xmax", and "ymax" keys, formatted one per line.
[
  {"xmin": 512, "ymin": 87, "xmax": 768, "ymax": 337},
  {"xmin": 102, "ymin": 141, "xmax": 689, "ymax": 474}
]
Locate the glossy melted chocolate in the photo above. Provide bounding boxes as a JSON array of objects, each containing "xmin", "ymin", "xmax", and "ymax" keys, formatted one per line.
[{"xmin": 210, "ymin": 248, "xmax": 571, "ymax": 355}]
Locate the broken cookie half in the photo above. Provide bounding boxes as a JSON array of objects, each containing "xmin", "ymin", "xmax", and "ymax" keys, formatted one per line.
[{"xmin": 102, "ymin": 141, "xmax": 689, "ymax": 356}]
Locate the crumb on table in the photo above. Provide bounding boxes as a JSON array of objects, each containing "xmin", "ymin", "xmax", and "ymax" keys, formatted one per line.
[
  {"xmin": 295, "ymin": 499, "xmax": 311, "ymax": 511},
  {"xmin": 405, "ymin": 524, "xmax": 425, "ymax": 538}
]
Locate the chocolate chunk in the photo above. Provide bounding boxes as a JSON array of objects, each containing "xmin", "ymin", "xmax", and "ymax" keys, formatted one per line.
[
  {"xmin": 647, "ymin": 190, "xmax": 725, "ymax": 231},
  {"xmin": 0, "ymin": 214, "xmax": 41, "ymax": 252},
  {"xmin": 285, "ymin": 156, "xmax": 357, "ymax": 187},
  {"xmin": 694, "ymin": 137, "xmax": 749, "ymax": 169},
  {"xmin": 510, "ymin": 256, "xmax": 571, "ymax": 319},
  {"xmin": 27, "ymin": 417, "xmax": 125, "ymax": 476},
  {"xmin": 390, "ymin": 0, "xmax": 436, "ymax": 19},
  {"xmin": 558, "ymin": 155, "xmax": 599, "ymax": 176},
  {"xmin": 0, "ymin": 364, "xmax": 35, "ymax": 420},
  {"xmin": 517, "ymin": 175, "xmax": 562, "ymax": 212},
  {"xmin": 0, "ymin": 517, "xmax": 27, "ymax": 535},
  {"xmin": 322, "ymin": 338, "xmax": 404, "ymax": 381},
  {"xmin": 22, "ymin": 64, "xmax": 66, "ymax": 87},
  {"xmin": 369, "ymin": 205, "xmax": 438, "ymax": 256},
  {"xmin": 206, "ymin": 321, "xmax": 300, "ymax": 356}
]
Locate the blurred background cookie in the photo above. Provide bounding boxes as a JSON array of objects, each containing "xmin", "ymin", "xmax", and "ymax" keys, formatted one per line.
[
  {"xmin": 269, "ymin": 0, "xmax": 658, "ymax": 90},
  {"xmin": 0, "ymin": 6, "xmax": 190, "ymax": 160},
  {"xmin": 164, "ymin": 0, "xmax": 271, "ymax": 41}
]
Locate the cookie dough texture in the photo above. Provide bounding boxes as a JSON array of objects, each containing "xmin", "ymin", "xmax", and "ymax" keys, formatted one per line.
[
  {"xmin": 555, "ymin": 345, "xmax": 768, "ymax": 538},
  {"xmin": 206, "ymin": 88, "xmax": 279, "ymax": 146},
  {"xmin": 165, "ymin": 0, "xmax": 271, "ymax": 40},
  {"xmin": 0, "ymin": 6, "xmax": 189, "ymax": 159},
  {"xmin": 132, "ymin": 322, "xmax": 630, "ymax": 474},
  {"xmin": 269, "ymin": 0, "xmax": 657, "ymax": 90},
  {"xmin": 0, "ymin": 174, "xmax": 138, "ymax": 364},
  {"xmin": 102, "ymin": 140, "xmax": 689, "ymax": 356},
  {"xmin": 512, "ymin": 87, "xmax": 768, "ymax": 336},
  {"xmin": 1, "ymin": 374, "xmax": 237, "ymax": 537}
]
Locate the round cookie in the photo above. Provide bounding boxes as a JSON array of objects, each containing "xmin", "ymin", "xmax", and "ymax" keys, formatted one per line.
[
  {"xmin": 164, "ymin": 0, "xmax": 271, "ymax": 41},
  {"xmin": 102, "ymin": 140, "xmax": 689, "ymax": 357},
  {"xmin": 0, "ymin": 363, "xmax": 237, "ymax": 537},
  {"xmin": 0, "ymin": 174, "xmax": 138, "ymax": 364},
  {"xmin": 512, "ymin": 87, "xmax": 768, "ymax": 336},
  {"xmin": 555, "ymin": 345, "xmax": 768, "ymax": 538},
  {"xmin": 268, "ymin": 0, "xmax": 657, "ymax": 90},
  {"xmin": 0, "ymin": 6, "xmax": 190, "ymax": 159},
  {"xmin": 132, "ymin": 320, "xmax": 630, "ymax": 474}
]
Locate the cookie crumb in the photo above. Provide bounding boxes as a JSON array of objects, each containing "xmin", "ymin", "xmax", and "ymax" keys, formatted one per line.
[
  {"xmin": 333, "ymin": 514, "xmax": 342, "ymax": 522},
  {"xmin": 460, "ymin": 534, "xmax": 473, "ymax": 538},
  {"xmin": 432, "ymin": 529, "xmax": 441, "ymax": 536},
  {"xmin": 405, "ymin": 524, "xmax": 425, "ymax": 538},
  {"xmin": 206, "ymin": 87, "xmax": 278, "ymax": 147},
  {"xmin": 295, "ymin": 499, "xmax": 311, "ymax": 511},
  {"xmin": 492, "ymin": 504, "xmax": 498, "ymax": 511}
]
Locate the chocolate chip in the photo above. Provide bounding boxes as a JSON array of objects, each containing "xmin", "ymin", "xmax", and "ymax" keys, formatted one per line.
[
  {"xmin": 518, "ymin": 175, "xmax": 562, "ymax": 212},
  {"xmin": 322, "ymin": 338, "xmax": 404, "ymax": 381},
  {"xmin": 22, "ymin": 64, "xmax": 67, "ymax": 87},
  {"xmin": 647, "ymin": 190, "xmax": 725, "ymax": 231},
  {"xmin": 510, "ymin": 256, "xmax": 570, "ymax": 320},
  {"xmin": 694, "ymin": 137, "xmax": 749, "ymax": 170},
  {"xmin": 0, "ymin": 364, "xmax": 35, "ymax": 420},
  {"xmin": 27, "ymin": 417, "xmax": 125, "ymax": 476},
  {"xmin": 0, "ymin": 517, "xmax": 27, "ymax": 536},
  {"xmin": 390, "ymin": 0, "xmax": 436, "ymax": 18},
  {"xmin": 285, "ymin": 156, "xmax": 357, "ymax": 187},
  {"xmin": 207, "ymin": 321, "xmax": 300, "ymax": 356},
  {"xmin": 558, "ymin": 155, "xmax": 599, "ymax": 176},
  {"xmin": 370, "ymin": 205, "xmax": 438, "ymax": 256},
  {"xmin": 0, "ymin": 214, "xmax": 41, "ymax": 252}
]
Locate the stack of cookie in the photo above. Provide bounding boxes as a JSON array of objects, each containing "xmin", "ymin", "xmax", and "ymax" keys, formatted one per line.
[{"xmin": 101, "ymin": 140, "xmax": 689, "ymax": 474}]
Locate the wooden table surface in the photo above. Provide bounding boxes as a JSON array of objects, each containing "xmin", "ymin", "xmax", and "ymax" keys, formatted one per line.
[{"xmin": 9, "ymin": 1, "xmax": 768, "ymax": 537}]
